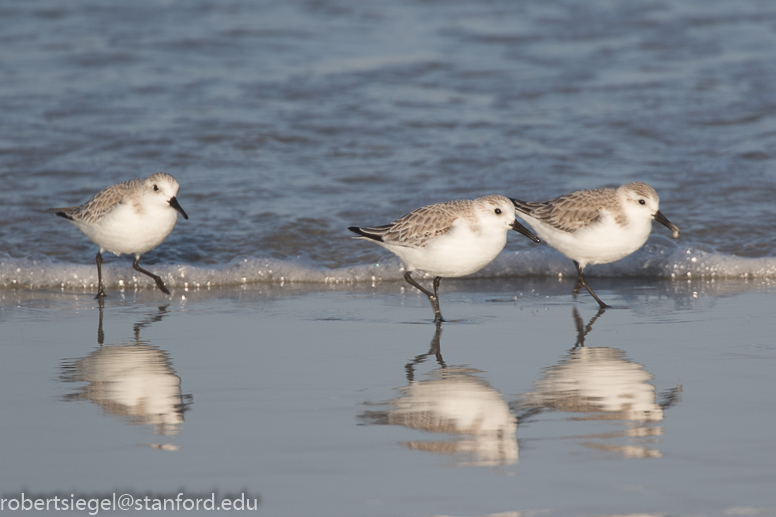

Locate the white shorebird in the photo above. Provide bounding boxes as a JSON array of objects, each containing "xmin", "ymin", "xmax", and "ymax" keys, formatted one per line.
[
  {"xmin": 53, "ymin": 172, "xmax": 188, "ymax": 298},
  {"xmin": 349, "ymin": 195, "xmax": 540, "ymax": 323},
  {"xmin": 511, "ymin": 182, "xmax": 679, "ymax": 309}
]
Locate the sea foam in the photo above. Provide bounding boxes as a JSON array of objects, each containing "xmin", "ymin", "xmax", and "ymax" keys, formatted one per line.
[{"xmin": 2, "ymin": 242, "xmax": 776, "ymax": 293}]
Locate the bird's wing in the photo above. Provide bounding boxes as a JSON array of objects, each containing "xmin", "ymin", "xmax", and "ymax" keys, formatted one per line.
[
  {"xmin": 53, "ymin": 179, "xmax": 141, "ymax": 225},
  {"xmin": 352, "ymin": 200, "xmax": 470, "ymax": 248},
  {"xmin": 513, "ymin": 188, "xmax": 613, "ymax": 233}
]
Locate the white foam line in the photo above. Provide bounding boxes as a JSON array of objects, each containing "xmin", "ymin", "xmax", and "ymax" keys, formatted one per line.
[{"xmin": 2, "ymin": 245, "xmax": 776, "ymax": 291}]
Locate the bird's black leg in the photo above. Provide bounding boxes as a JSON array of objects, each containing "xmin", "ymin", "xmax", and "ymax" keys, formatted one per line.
[
  {"xmin": 133, "ymin": 256, "xmax": 171, "ymax": 294},
  {"xmin": 403, "ymin": 271, "xmax": 445, "ymax": 323},
  {"xmin": 574, "ymin": 261, "xmax": 611, "ymax": 310},
  {"xmin": 431, "ymin": 276, "xmax": 444, "ymax": 323},
  {"xmin": 95, "ymin": 251, "xmax": 106, "ymax": 299}
]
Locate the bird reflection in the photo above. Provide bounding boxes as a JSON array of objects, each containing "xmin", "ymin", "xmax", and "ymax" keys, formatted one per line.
[
  {"xmin": 60, "ymin": 302, "xmax": 192, "ymax": 442},
  {"xmin": 517, "ymin": 307, "xmax": 681, "ymax": 458},
  {"xmin": 361, "ymin": 325, "xmax": 518, "ymax": 467}
]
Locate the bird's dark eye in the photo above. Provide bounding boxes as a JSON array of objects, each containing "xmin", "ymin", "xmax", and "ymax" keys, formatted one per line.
[
  {"xmin": 495, "ymin": 208, "xmax": 502, "ymax": 214},
  {"xmin": 153, "ymin": 185, "xmax": 159, "ymax": 192},
  {"xmin": 638, "ymin": 199, "xmax": 645, "ymax": 205}
]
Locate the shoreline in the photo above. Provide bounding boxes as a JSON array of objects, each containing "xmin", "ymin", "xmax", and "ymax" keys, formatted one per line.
[{"xmin": 4, "ymin": 242, "xmax": 776, "ymax": 293}]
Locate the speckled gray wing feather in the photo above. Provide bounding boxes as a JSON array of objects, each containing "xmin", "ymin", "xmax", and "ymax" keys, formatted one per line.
[
  {"xmin": 513, "ymin": 188, "xmax": 616, "ymax": 233},
  {"xmin": 353, "ymin": 199, "xmax": 473, "ymax": 248},
  {"xmin": 53, "ymin": 178, "xmax": 142, "ymax": 225}
]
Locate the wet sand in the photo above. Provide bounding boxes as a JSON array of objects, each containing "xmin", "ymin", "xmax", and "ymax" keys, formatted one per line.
[{"xmin": 1, "ymin": 279, "xmax": 775, "ymax": 517}]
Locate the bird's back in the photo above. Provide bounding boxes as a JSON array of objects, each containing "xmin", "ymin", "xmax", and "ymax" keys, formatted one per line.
[{"xmin": 54, "ymin": 179, "xmax": 142, "ymax": 226}]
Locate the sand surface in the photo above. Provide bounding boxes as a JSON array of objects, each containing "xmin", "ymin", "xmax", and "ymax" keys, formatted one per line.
[{"xmin": 1, "ymin": 279, "xmax": 775, "ymax": 517}]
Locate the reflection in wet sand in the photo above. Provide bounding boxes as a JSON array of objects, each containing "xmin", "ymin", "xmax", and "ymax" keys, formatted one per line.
[
  {"xmin": 361, "ymin": 326, "xmax": 518, "ymax": 467},
  {"xmin": 60, "ymin": 304, "xmax": 191, "ymax": 442},
  {"xmin": 518, "ymin": 308, "xmax": 681, "ymax": 458}
]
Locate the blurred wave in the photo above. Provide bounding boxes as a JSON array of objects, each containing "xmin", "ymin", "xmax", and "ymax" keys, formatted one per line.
[{"xmin": 3, "ymin": 241, "xmax": 776, "ymax": 292}]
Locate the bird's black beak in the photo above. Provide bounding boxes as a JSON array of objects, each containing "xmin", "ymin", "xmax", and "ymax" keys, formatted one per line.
[
  {"xmin": 511, "ymin": 219, "xmax": 541, "ymax": 243},
  {"xmin": 654, "ymin": 210, "xmax": 678, "ymax": 238},
  {"xmin": 169, "ymin": 196, "xmax": 189, "ymax": 220}
]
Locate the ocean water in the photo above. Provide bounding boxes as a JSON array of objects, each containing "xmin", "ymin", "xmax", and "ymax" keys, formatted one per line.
[{"xmin": 2, "ymin": 0, "xmax": 776, "ymax": 292}]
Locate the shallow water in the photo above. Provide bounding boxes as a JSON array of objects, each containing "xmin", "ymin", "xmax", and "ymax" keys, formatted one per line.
[
  {"xmin": 2, "ymin": 0, "xmax": 776, "ymax": 291},
  {"xmin": 1, "ymin": 285, "xmax": 776, "ymax": 517}
]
